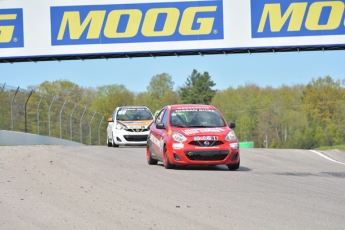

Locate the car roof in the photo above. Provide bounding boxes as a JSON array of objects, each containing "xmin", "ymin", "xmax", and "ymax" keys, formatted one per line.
[
  {"xmin": 117, "ymin": 106, "xmax": 149, "ymax": 109},
  {"xmin": 168, "ymin": 104, "xmax": 217, "ymax": 110}
]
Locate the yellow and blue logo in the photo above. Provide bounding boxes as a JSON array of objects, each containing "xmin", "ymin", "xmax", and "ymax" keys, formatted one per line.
[
  {"xmin": 251, "ymin": 0, "xmax": 345, "ymax": 38},
  {"xmin": 0, "ymin": 8, "xmax": 24, "ymax": 48},
  {"xmin": 50, "ymin": 1, "xmax": 224, "ymax": 46}
]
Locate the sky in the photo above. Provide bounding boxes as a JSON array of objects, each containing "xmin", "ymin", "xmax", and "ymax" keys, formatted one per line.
[{"xmin": 1, "ymin": 50, "xmax": 344, "ymax": 94}]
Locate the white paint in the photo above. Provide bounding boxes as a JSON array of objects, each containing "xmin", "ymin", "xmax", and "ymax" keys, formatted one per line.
[
  {"xmin": 172, "ymin": 143, "xmax": 184, "ymax": 149},
  {"xmin": 309, "ymin": 150, "xmax": 345, "ymax": 165}
]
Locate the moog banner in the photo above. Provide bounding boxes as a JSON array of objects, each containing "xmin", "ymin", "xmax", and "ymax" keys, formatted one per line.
[{"xmin": 0, "ymin": 0, "xmax": 345, "ymax": 60}]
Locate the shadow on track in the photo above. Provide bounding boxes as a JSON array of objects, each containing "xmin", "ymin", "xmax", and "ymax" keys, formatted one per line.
[{"xmin": 155, "ymin": 163, "xmax": 252, "ymax": 172}]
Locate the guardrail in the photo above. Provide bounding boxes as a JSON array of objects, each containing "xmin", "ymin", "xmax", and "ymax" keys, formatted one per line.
[{"xmin": 0, "ymin": 83, "xmax": 107, "ymax": 145}]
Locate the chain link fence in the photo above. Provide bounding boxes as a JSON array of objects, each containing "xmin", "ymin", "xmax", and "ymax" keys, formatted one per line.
[{"xmin": 0, "ymin": 83, "xmax": 108, "ymax": 145}]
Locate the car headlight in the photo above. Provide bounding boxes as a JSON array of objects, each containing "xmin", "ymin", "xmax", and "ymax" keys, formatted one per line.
[
  {"xmin": 171, "ymin": 132, "xmax": 187, "ymax": 142},
  {"xmin": 116, "ymin": 122, "xmax": 126, "ymax": 130},
  {"xmin": 225, "ymin": 130, "xmax": 237, "ymax": 142}
]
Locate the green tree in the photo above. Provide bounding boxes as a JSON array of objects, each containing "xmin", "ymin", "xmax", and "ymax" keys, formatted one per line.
[
  {"xmin": 301, "ymin": 76, "xmax": 345, "ymax": 147},
  {"xmin": 90, "ymin": 84, "xmax": 134, "ymax": 117},
  {"xmin": 211, "ymin": 83, "xmax": 307, "ymax": 149},
  {"xmin": 28, "ymin": 79, "xmax": 95, "ymax": 107},
  {"xmin": 146, "ymin": 73, "xmax": 174, "ymax": 98},
  {"xmin": 302, "ymin": 76, "xmax": 344, "ymax": 123},
  {"xmin": 180, "ymin": 69, "xmax": 216, "ymax": 104},
  {"xmin": 26, "ymin": 80, "xmax": 97, "ymax": 139},
  {"xmin": 136, "ymin": 73, "xmax": 179, "ymax": 112},
  {"xmin": 134, "ymin": 92, "xmax": 152, "ymax": 107}
]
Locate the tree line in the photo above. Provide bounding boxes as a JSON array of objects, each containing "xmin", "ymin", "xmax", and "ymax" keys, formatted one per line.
[{"xmin": 2, "ymin": 70, "xmax": 344, "ymax": 148}]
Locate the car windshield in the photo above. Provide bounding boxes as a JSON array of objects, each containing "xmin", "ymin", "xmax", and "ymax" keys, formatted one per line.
[
  {"xmin": 117, "ymin": 108, "xmax": 153, "ymax": 121},
  {"xmin": 170, "ymin": 109, "xmax": 226, "ymax": 128}
]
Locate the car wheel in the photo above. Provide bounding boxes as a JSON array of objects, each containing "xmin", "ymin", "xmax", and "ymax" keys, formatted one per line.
[
  {"xmin": 107, "ymin": 139, "xmax": 112, "ymax": 147},
  {"xmin": 112, "ymin": 138, "xmax": 119, "ymax": 148},
  {"xmin": 146, "ymin": 145, "xmax": 158, "ymax": 165},
  {"xmin": 227, "ymin": 160, "xmax": 240, "ymax": 171},
  {"xmin": 163, "ymin": 147, "xmax": 175, "ymax": 169}
]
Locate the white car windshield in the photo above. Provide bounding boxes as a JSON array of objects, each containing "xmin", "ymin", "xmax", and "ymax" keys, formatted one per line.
[
  {"xmin": 170, "ymin": 109, "xmax": 226, "ymax": 127},
  {"xmin": 117, "ymin": 108, "xmax": 153, "ymax": 121}
]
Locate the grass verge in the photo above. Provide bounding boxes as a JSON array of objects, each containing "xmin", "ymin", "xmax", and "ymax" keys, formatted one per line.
[{"xmin": 315, "ymin": 145, "xmax": 345, "ymax": 151}]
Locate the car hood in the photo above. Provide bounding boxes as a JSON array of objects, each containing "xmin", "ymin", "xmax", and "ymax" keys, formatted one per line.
[
  {"xmin": 119, "ymin": 120, "xmax": 153, "ymax": 128},
  {"xmin": 177, "ymin": 127, "xmax": 230, "ymax": 137}
]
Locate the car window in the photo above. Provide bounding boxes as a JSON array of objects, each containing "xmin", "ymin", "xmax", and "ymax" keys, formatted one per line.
[
  {"xmin": 162, "ymin": 109, "xmax": 169, "ymax": 126},
  {"xmin": 117, "ymin": 108, "xmax": 153, "ymax": 121},
  {"xmin": 170, "ymin": 111, "xmax": 188, "ymax": 127},
  {"xmin": 155, "ymin": 109, "xmax": 165, "ymax": 123},
  {"xmin": 153, "ymin": 110, "xmax": 160, "ymax": 120},
  {"xmin": 171, "ymin": 109, "xmax": 226, "ymax": 127}
]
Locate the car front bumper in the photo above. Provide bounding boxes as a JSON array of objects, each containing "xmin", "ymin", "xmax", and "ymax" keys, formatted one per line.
[
  {"xmin": 109, "ymin": 130, "xmax": 149, "ymax": 145},
  {"xmin": 168, "ymin": 142, "xmax": 240, "ymax": 165}
]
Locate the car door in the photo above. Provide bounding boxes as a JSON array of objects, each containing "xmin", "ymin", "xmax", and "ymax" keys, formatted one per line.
[
  {"xmin": 150, "ymin": 108, "xmax": 166, "ymax": 159},
  {"xmin": 155, "ymin": 108, "xmax": 169, "ymax": 158}
]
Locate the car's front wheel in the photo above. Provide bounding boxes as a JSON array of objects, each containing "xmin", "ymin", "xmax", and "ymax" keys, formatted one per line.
[
  {"xmin": 146, "ymin": 145, "xmax": 158, "ymax": 165},
  {"xmin": 107, "ymin": 139, "xmax": 112, "ymax": 147},
  {"xmin": 112, "ymin": 138, "xmax": 119, "ymax": 147},
  {"xmin": 227, "ymin": 160, "xmax": 240, "ymax": 171},
  {"xmin": 163, "ymin": 147, "xmax": 175, "ymax": 169}
]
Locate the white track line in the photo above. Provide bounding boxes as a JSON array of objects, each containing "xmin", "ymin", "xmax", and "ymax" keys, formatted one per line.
[{"xmin": 309, "ymin": 150, "xmax": 345, "ymax": 165}]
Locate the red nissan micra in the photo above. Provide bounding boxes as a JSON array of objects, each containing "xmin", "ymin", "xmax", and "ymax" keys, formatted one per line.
[{"xmin": 146, "ymin": 104, "xmax": 240, "ymax": 170}]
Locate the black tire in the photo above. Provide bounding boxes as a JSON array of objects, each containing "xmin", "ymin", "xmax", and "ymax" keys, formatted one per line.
[
  {"xmin": 112, "ymin": 139, "xmax": 119, "ymax": 148},
  {"xmin": 147, "ymin": 145, "xmax": 158, "ymax": 165},
  {"xmin": 107, "ymin": 140, "xmax": 112, "ymax": 147},
  {"xmin": 227, "ymin": 160, "xmax": 240, "ymax": 171},
  {"xmin": 163, "ymin": 147, "xmax": 175, "ymax": 169}
]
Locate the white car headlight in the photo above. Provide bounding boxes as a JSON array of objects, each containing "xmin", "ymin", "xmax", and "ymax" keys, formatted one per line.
[
  {"xmin": 225, "ymin": 130, "xmax": 237, "ymax": 142},
  {"xmin": 171, "ymin": 132, "xmax": 187, "ymax": 142},
  {"xmin": 116, "ymin": 123, "xmax": 126, "ymax": 130}
]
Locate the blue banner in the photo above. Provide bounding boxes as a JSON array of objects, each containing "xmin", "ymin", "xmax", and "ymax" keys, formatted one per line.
[
  {"xmin": 251, "ymin": 0, "xmax": 345, "ymax": 38},
  {"xmin": 51, "ymin": 1, "xmax": 224, "ymax": 46},
  {"xmin": 0, "ymin": 8, "xmax": 24, "ymax": 48}
]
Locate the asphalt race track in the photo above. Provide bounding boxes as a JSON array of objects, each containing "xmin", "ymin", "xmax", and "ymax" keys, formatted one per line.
[{"xmin": 0, "ymin": 146, "xmax": 344, "ymax": 230}]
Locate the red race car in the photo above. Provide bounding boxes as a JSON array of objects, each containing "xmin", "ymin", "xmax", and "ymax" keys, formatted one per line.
[{"xmin": 146, "ymin": 104, "xmax": 240, "ymax": 170}]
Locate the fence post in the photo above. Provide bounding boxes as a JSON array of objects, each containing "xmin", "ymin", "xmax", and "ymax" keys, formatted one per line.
[
  {"xmin": 264, "ymin": 134, "xmax": 268, "ymax": 148},
  {"xmin": 89, "ymin": 112, "xmax": 96, "ymax": 145},
  {"xmin": 37, "ymin": 94, "xmax": 45, "ymax": 135},
  {"xmin": 60, "ymin": 100, "xmax": 67, "ymax": 139},
  {"xmin": 48, "ymin": 96, "xmax": 55, "ymax": 136},
  {"xmin": 70, "ymin": 104, "xmax": 76, "ymax": 141},
  {"xmin": 98, "ymin": 116, "xmax": 104, "ymax": 146},
  {"xmin": 24, "ymin": 90, "xmax": 34, "ymax": 133},
  {"xmin": 0, "ymin": 83, "xmax": 6, "ymax": 95},
  {"xmin": 80, "ymin": 108, "xmax": 87, "ymax": 144},
  {"xmin": 11, "ymin": 87, "xmax": 20, "ymax": 131}
]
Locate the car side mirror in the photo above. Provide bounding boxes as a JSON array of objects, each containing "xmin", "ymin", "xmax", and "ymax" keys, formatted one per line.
[
  {"xmin": 156, "ymin": 123, "xmax": 165, "ymax": 130},
  {"xmin": 108, "ymin": 117, "xmax": 113, "ymax": 122},
  {"xmin": 229, "ymin": 122, "xmax": 236, "ymax": 129}
]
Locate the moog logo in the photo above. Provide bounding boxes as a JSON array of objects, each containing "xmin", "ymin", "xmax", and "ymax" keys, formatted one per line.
[
  {"xmin": 251, "ymin": 0, "xmax": 345, "ymax": 38},
  {"xmin": 0, "ymin": 9, "xmax": 24, "ymax": 48},
  {"xmin": 50, "ymin": 1, "xmax": 224, "ymax": 45}
]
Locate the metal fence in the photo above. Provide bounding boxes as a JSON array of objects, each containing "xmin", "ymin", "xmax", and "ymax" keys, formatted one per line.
[{"xmin": 0, "ymin": 83, "xmax": 108, "ymax": 145}]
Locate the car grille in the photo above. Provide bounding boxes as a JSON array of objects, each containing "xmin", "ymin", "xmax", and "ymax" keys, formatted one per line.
[
  {"xmin": 123, "ymin": 135, "xmax": 148, "ymax": 142},
  {"xmin": 189, "ymin": 141, "xmax": 224, "ymax": 147},
  {"xmin": 184, "ymin": 150, "xmax": 229, "ymax": 161},
  {"xmin": 126, "ymin": 128, "xmax": 149, "ymax": 133}
]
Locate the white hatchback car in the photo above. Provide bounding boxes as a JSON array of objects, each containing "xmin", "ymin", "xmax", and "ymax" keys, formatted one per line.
[{"xmin": 107, "ymin": 106, "xmax": 154, "ymax": 147}]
